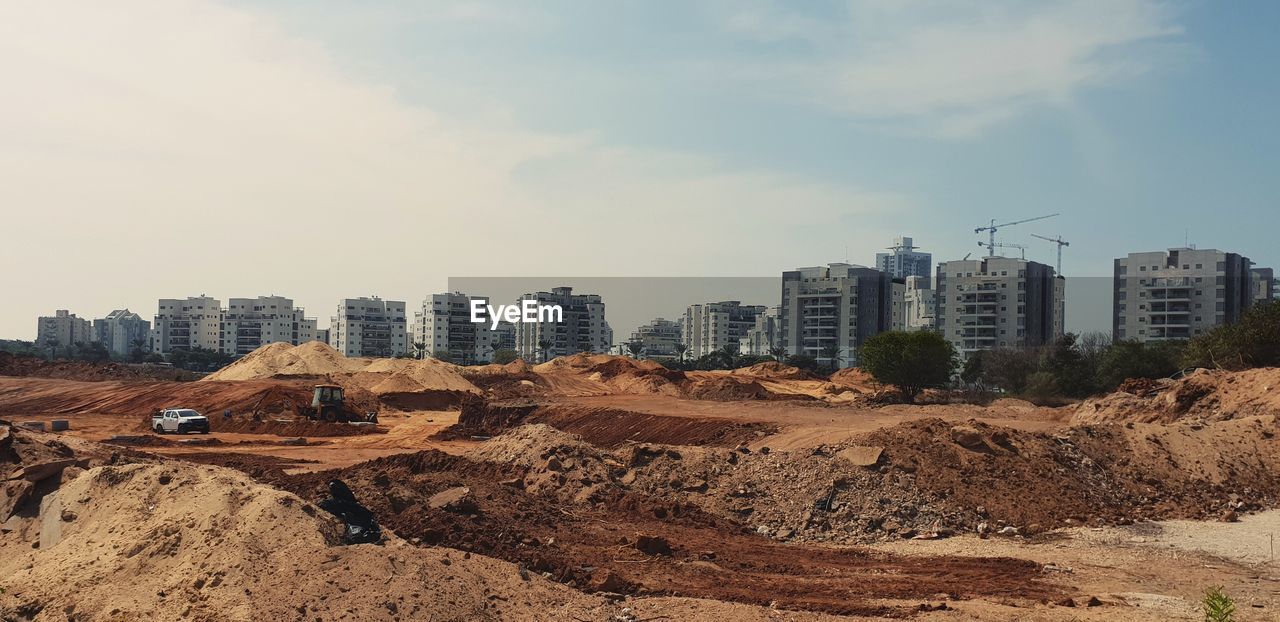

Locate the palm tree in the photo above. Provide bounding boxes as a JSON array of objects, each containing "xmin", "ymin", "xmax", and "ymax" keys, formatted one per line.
[
  {"xmin": 768, "ymin": 345, "xmax": 787, "ymax": 362},
  {"xmin": 626, "ymin": 340, "xmax": 644, "ymax": 358},
  {"xmin": 129, "ymin": 337, "xmax": 148, "ymax": 362},
  {"xmin": 537, "ymin": 339, "xmax": 553, "ymax": 363},
  {"xmin": 673, "ymin": 342, "xmax": 688, "ymax": 363},
  {"xmin": 412, "ymin": 341, "xmax": 427, "ymax": 360},
  {"xmin": 819, "ymin": 343, "xmax": 843, "ymax": 370},
  {"xmin": 715, "ymin": 344, "xmax": 739, "ymax": 369}
]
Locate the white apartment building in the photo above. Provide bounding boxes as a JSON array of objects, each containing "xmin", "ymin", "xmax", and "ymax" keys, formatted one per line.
[
  {"xmin": 876, "ymin": 236, "xmax": 932, "ymax": 281},
  {"xmin": 1113, "ymin": 248, "xmax": 1256, "ymax": 342},
  {"xmin": 330, "ymin": 296, "xmax": 408, "ymax": 357},
  {"xmin": 221, "ymin": 296, "xmax": 318, "ymax": 357},
  {"xmin": 778, "ymin": 264, "xmax": 894, "ymax": 367},
  {"xmin": 513, "ymin": 287, "xmax": 611, "ymax": 362},
  {"xmin": 739, "ymin": 306, "xmax": 780, "ymax": 356},
  {"xmin": 93, "ymin": 309, "xmax": 151, "ymax": 357},
  {"xmin": 629, "ymin": 317, "xmax": 683, "ymax": 360},
  {"xmin": 1252, "ymin": 267, "xmax": 1276, "ymax": 304},
  {"xmin": 152, "ymin": 296, "xmax": 222, "ymax": 353},
  {"xmin": 934, "ymin": 257, "xmax": 1061, "ymax": 358},
  {"xmin": 412, "ymin": 292, "xmax": 492, "ymax": 364},
  {"xmin": 36, "ymin": 310, "xmax": 94, "ymax": 350},
  {"xmin": 683, "ymin": 301, "xmax": 766, "ymax": 357},
  {"xmin": 902, "ymin": 276, "xmax": 936, "ymax": 332}
]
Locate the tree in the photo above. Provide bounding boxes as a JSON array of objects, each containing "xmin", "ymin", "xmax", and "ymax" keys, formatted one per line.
[
  {"xmin": 979, "ymin": 348, "xmax": 1039, "ymax": 394},
  {"xmin": 537, "ymin": 339, "xmax": 553, "ymax": 363},
  {"xmin": 960, "ymin": 350, "xmax": 987, "ymax": 386},
  {"xmin": 768, "ymin": 345, "xmax": 787, "ymax": 362},
  {"xmin": 432, "ymin": 349, "xmax": 454, "ymax": 363},
  {"xmin": 859, "ymin": 331, "xmax": 957, "ymax": 403},
  {"xmin": 818, "ymin": 343, "xmax": 844, "ymax": 371},
  {"xmin": 1184, "ymin": 301, "xmax": 1280, "ymax": 370},
  {"xmin": 492, "ymin": 349, "xmax": 519, "ymax": 365},
  {"xmin": 167, "ymin": 346, "xmax": 234, "ymax": 372},
  {"xmin": 1096, "ymin": 340, "xmax": 1185, "ymax": 389},
  {"xmin": 129, "ymin": 337, "xmax": 149, "ymax": 363},
  {"xmin": 412, "ymin": 341, "xmax": 427, "ymax": 360},
  {"xmin": 1038, "ymin": 334, "xmax": 1098, "ymax": 398},
  {"xmin": 673, "ymin": 342, "xmax": 688, "ymax": 363},
  {"xmin": 786, "ymin": 353, "xmax": 819, "ymax": 372},
  {"xmin": 625, "ymin": 340, "xmax": 645, "ymax": 358}
]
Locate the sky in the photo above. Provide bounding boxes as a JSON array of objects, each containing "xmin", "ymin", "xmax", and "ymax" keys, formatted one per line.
[{"xmin": 1, "ymin": 0, "xmax": 1277, "ymax": 340}]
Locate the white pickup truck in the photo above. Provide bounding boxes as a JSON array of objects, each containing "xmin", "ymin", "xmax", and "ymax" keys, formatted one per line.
[{"xmin": 151, "ymin": 408, "xmax": 211, "ymax": 435}]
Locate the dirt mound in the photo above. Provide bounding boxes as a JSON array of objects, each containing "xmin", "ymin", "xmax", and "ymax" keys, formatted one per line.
[
  {"xmin": 827, "ymin": 367, "xmax": 880, "ymax": 389},
  {"xmin": 1, "ymin": 422, "xmax": 147, "ymax": 525},
  {"xmin": 0, "ymin": 459, "xmax": 613, "ymax": 622},
  {"xmin": 441, "ymin": 401, "xmax": 777, "ymax": 448},
  {"xmin": 467, "ymin": 424, "xmax": 621, "ymax": 499},
  {"xmin": 1074, "ymin": 367, "xmax": 1280, "ymax": 424},
  {"xmin": 234, "ymin": 448, "xmax": 1055, "ymax": 615},
  {"xmin": 0, "ymin": 352, "xmax": 196, "ymax": 382},
  {"xmin": 731, "ymin": 361, "xmax": 814, "ymax": 380},
  {"xmin": 215, "ymin": 419, "xmax": 385, "ymax": 437},
  {"xmin": 684, "ymin": 376, "xmax": 776, "ymax": 401},
  {"xmin": 201, "ymin": 342, "xmax": 481, "ymax": 403}
]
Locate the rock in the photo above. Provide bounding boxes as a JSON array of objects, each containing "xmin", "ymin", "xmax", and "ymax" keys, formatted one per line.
[
  {"xmin": 544, "ymin": 457, "xmax": 562, "ymax": 472},
  {"xmin": 1220, "ymin": 509, "xmax": 1239, "ymax": 523},
  {"xmin": 0, "ymin": 425, "xmax": 11, "ymax": 451},
  {"xmin": 976, "ymin": 521, "xmax": 990, "ymax": 538},
  {"xmin": 682, "ymin": 479, "xmax": 708, "ymax": 493},
  {"xmin": 950, "ymin": 425, "xmax": 985, "ymax": 449},
  {"xmin": 427, "ymin": 487, "xmax": 478, "ymax": 514},
  {"xmin": 997, "ymin": 526, "xmax": 1020, "ymax": 536},
  {"xmin": 834, "ymin": 445, "xmax": 883, "ymax": 467},
  {"xmin": 619, "ymin": 470, "xmax": 637, "ymax": 485},
  {"xmin": 15, "ymin": 459, "xmax": 77, "ymax": 483},
  {"xmin": 774, "ymin": 528, "xmax": 794, "ymax": 540},
  {"xmin": 1, "ymin": 479, "xmax": 34, "ymax": 521},
  {"xmin": 591, "ymin": 571, "xmax": 633, "ymax": 594},
  {"xmin": 280, "ymin": 437, "xmax": 307, "ymax": 446},
  {"xmin": 633, "ymin": 534, "xmax": 673, "ymax": 557}
]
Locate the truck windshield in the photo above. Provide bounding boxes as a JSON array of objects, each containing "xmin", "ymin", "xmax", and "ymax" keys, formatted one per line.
[{"xmin": 175, "ymin": 409, "xmax": 202, "ymax": 417}]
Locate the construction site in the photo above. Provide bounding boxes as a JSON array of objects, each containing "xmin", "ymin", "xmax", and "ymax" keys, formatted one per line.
[{"xmin": 1, "ymin": 341, "xmax": 1279, "ymax": 621}]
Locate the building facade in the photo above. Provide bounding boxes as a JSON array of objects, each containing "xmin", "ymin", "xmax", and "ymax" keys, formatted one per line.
[
  {"xmin": 513, "ymin": 287, "xmax": 612, "ymax": 362},
  {"xmin": 629, "ymin": 317, "xmax": 683, "ymax": 360},
  {"xmin": 93, "ymin": 309, "xmax": 151, "ymax": 357},
  {"xmin": 411, "ymin": 292, "xmax": 492, "ymax": 364},
  {"xmin": 36, "ymin": 310, "xmax": 94, "ymax": 350},
  {"xmin": 902, "ymin": 276, "xmax": 936, "ymax": 332},
  {"xmin": 152, "ymin": 296, "xmax": 222, "ymax": 353},
  {"xmin": 1252, "ymin": 267, "xmax": 1276, "ymax": 304},
  {"xmin": 739, "ymin": 306, "xmax": 780, "ymax": 356},
  {"xmin": 683, "ymin": 301, "xmax": 766, "ymax": 358},
  {"xmin": 778, "ymin": 264, "xmax": 894, "ymax": 367},
  {"xmin": 330, "ymin": 297, "xmax": 408, "ymax": 357},
  {"xmin": 1113, "ymin": 248, "xmax": 1256, "ymax": 342},
  {"xmin": 934, "ymin": 257, "xmax": 1061, "ymax": 357},
  {"xmin": 875, "ymin": 236, "xmax": 932, "ymax": 282},
  {"xmin": 221, "ymin": 296, "xmax": 317, "ymax": 356}
]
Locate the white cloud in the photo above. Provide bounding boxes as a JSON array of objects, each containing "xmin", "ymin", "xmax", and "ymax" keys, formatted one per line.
[
  {"xmin": 0, "ymin": 0, "xmax": 901, "ymax": 338},
  {"xmin": 720, "ymin": 0, "xmax": 1185, "ymax": 137}
]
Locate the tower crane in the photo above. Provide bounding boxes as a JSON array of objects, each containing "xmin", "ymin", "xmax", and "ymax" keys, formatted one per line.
[
  {"xmin": 1031, "ymin": 233, "xmax": 1070, "ymax": 274},
  {"xmin": 975, "ymin": 213, "xmax": 1058, "ymax": 257},
  {"xmin": 977, "ymin": 241, "xmax": 1027, "ymax": 260}
]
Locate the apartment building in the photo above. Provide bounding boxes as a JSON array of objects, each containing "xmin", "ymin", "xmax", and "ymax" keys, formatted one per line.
[
  {"xmin": 221, "ymin": 296, "xmax": 317, "ymax": 357},
  {"xmin": 491, "ymin": 321, "xmax": 516, "ymax": 352},
  {"xmin": 412, "ymin": 292, "xmax": 492, "ymax": 364},
  {"xmin": 934, "ymin": 257, "xmax": 1061, "ymax": 357},
  {"xmin": 875, "ymin": 236, "xmax": 932, "ymax": 281},
  {"xmin": 629, "ymin": 317, "xmax": 683, "ymax": 360},
  {"xmin": 778, "ymin": 264, "xmax": 894, "ymax": 367},
  {"xmin": 739, "ymin": 307, "xmax": 780, "ymax": 356},
  {"xmin": 513, "ymin": 287, "xmax": 612, "ymax": 362},
  {"xmin": 152, "ymin": 296, "xmax": 222, "ymax": 354},
  {"xmin": 902, "ymin": 276, "xmax": 936, "ymax": 331},
  {"xmin": 93, "ymin": 309, "xmax": 151, "ymax": 357},
  {"xmin": 1113, "ymin": 248, "xmax": 1256, "ymax": 342},
  {"xmin": 1252, "ymin": 267, "xmax": 1276, "ymax": 303},
  {"xmin": 36, "ymin": 310, "xmax": 94, "ymax": 350},
  {"xmin": 330, "ymin": 296, "xmax": 408, "ymax": 357},
  {"xmin": 683, "ymin": 301, "xmax": 766, "ymax": 357}
]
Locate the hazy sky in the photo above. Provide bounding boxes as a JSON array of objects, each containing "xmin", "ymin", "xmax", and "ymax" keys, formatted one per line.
[{"xmin": 2, "ymin": 0, "xmax": 1277, "ymax": 340}]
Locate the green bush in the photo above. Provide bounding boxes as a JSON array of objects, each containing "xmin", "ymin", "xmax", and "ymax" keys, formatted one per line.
[
  {"xmin": 859, "ymin": 331, "xmax": 957, "ymax": 403},
  {"xmin": 1185, "ymin": 301, "xmax": 1280, "ymax": 370},
  {"xmin": 1202, "ymin": 585, "xmax": 1236, "ymax": 622}
]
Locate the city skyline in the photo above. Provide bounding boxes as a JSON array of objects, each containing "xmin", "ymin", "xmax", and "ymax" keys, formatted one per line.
[{"xmin": 4, "ymin": 1, "xmax": 1279, "ymax": 340}]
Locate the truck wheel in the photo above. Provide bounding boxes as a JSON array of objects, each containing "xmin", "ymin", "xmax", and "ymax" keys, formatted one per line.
[
  {"xmin": 154, "ymin": 424, "xmax": 165, "ymax": 434},
  {"xmin": 323, "ymin": 409, "xmax": 338, "ymax": 423}
]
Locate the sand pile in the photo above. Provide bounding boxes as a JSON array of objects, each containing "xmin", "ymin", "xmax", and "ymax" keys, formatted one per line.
[
  {"xmin": 0, "ymin": 460, "xmax": 613, "ymax": 622},
  {"xmin": 1074, "ymin": 367, "xmax": 1280, "ymax": 424},
  {"xmin": 731, "ymin": 361, "xmax": 814, "ymax": 380},
  {"xmin": 201, "ymin": 342, "xmax": 481, "ymax": 406},
  {"xmin": 467, "ymin": 424, "xmax": 622, "ymax": 499}
]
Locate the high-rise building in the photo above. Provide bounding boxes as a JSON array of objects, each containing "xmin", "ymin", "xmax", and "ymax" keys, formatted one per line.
[
  {"xmin": 876, "ymin": 236, "xmax": 932, "ymax": 282},
  {"xmin": 513, "ymin": 287, "xmax": 612, "ymax": 362},
  {"xmin": 411, "ymin": 292, "xmax": 492, "ymax": 364},
  {"xmin": 491, "ymin": 321, "xmax": 516, "ymax": 352},
  {"xmin": 36, "ymin": 310, "xmax": 94, "ymax": 351},
  {"xmin": 221, "ymin": 296, "xmax": 317, "ymax": 356},
  {"xmin": 330, "ymin": 296, "xmax": 408, "ymax": 357},
  {"xmin": 1252, "ymin": 267, "xmax": 1276, "ymax": 304},
  {"xmin": 934, "ymin": 257, "xmax": 1061, "ymax": 357},
  {"xmin": 93, "ymin": 309, "xmax": 151, "ymax": 357},
  {"xmin": 902, "ymin": 276, "xmax": 936, "ymax": 332},
  {"xmin": 1113, "ymin": 248, "xmax": 1257, "ymax": 342},
  {"xmin": 739, "ymin": 306, "xmax": 780, "ymax": 356},
  {"xmin": 778, "ymin": 264, "xmax": 894, "ymax": 367},
  {"xmin": 629, "ymin": 317, "xmax": 683, "ymax": 360},
  {"xmin": 152, "ymin": 296, "xmax": 222, "ymax": 354},
  {"xmin": 683, "ymin": 301, "xmax": 767, "ymax": 357}
]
